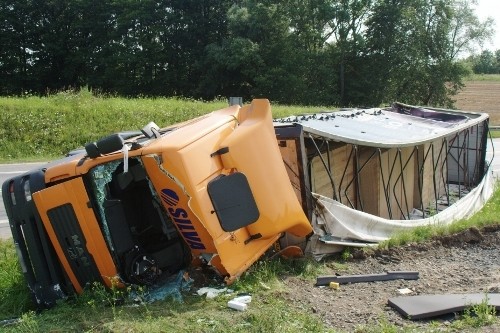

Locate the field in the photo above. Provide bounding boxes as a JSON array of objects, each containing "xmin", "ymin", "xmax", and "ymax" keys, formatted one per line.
[{"xmin": 455, "ymin": 76, "xmax": 500, "ymax": 125}]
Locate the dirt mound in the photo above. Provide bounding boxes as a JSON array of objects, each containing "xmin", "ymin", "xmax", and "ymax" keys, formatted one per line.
[{"xmin": 436, "ymin": 227, "xmax": 484, "ymax": 247}]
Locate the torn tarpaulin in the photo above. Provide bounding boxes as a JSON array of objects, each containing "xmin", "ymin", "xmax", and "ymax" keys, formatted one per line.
[{"xmin": 309, "ymin": 166, "xmax": 493, "ymax": 253}]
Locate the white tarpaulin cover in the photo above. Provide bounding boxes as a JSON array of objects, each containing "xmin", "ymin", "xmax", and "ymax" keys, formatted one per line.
[{"xmin": 308, "ymin": 167, "xmax": 495, "ymax": 257}]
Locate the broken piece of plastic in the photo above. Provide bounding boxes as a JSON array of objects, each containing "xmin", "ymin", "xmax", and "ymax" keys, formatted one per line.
[
  {"xmin": 228, "ymin": 300, "xmax": 247, "ymax": 311},
  {"xmin": 197, "ymin": 287, "xmax": 228, "ymax": 299},
  {"xmin": 329, "ymin": 282, "xmax": 340, "ymax": 290},
  {"xmin": 233, "ymin": 295, "xmax": 252, "ymax": 304},
  {"xmin": 397, "ymin": 288, "xmax": 413, "ymax": 295}
]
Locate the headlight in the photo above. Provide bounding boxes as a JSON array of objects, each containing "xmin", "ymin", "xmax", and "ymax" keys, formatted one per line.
[
  {"xmin": 9, "ymin": 181, "xmax": 16, "ymax": 205},
  {"xmin": 23, "ymin": 179, "xmax": 31, "ymax": 202}
]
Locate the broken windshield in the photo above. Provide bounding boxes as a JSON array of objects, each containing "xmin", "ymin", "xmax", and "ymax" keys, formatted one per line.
[{"xmin": 87, "ymin": 160, "xmax": 122, "ymax": 252}]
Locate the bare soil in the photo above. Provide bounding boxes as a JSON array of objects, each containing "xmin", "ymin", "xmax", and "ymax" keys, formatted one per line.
[
  {"xmin": 455, "ymin": 81, "xmax": 500, "ymax": 124},
  {"xmin": 281, "ymin": 225, "xmax": 500, "ymax": 332}
]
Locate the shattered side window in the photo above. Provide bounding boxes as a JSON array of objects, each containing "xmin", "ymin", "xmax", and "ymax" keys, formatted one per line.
[{"xmin": 88, "ymin": 160, "xmax": 121, "ymax": 251}]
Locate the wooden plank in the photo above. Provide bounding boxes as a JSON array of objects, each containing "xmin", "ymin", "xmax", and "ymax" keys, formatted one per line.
[
  {"xmin": 279, "ymin": 139, "xmax": 303, "ymax": 205},
  {"xmin": 358, "ymin": 146, "xmax": 381, "ymax": 216},
  {"xmin": 367, "ymin": 147, "xmax": 416, "ymax": 219},
  {"xmin": 276, "ymin": 125, "xmax": 311, "ymax": 217},
  {"xmin": 415, "ymin": 140, "xmax": 447, "ymax": 215},
  {"xmin": 310, "ymin": 142, "xmax": 356, "ymax": 206}
]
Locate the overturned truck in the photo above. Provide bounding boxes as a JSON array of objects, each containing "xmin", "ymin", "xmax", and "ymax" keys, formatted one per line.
[{"xmin": 2, "ymin": 99, "xmax": 493, "ymax": 307}]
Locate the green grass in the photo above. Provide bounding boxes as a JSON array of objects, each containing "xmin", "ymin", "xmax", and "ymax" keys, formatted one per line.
[
  {"xmin": 0, "ymin": 89, "xmax": 327, "ymax": 162},
  {"xmin": 466, "ymin": 74, "xmax": 500, "ymax": 82},
  {"xmin": 0, "ymin": 240, "xmax": 32, "ymax": 320},
  {"xmin": 0, "ymin": 255, "xmax": 331, "ymax": 332},
  {"xmin": 452, "ymin": 295, "xmax": 497, "ymax": 330},
  {"xmin": 490, "ymin": 129, "xmax": 500, "ymax": 139},
  {"xmin": 0, "ymin": 90, "xmax": 225, "ymax": 161}
]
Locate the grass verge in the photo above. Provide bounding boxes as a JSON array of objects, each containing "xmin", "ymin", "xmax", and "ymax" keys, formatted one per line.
[
  {"xmin": 0, "ymin": 90, "xmax": 328, "ymax": 161},
  {"xmin": 0, "ymin": 239, "xmax": 32, "ymax": 320},
  {"xmin": 0, "ymin": 256, "xmax": 331, "ymax": 332}
]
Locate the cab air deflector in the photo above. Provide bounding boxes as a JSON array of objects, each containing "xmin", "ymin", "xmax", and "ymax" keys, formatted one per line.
[{"xmin": 207, "ymin": 172, "xmax": 259, "ymax": 232}]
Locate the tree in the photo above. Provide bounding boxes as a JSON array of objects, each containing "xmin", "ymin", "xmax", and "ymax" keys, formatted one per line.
[
  {"xmin": 448, "ymin": 0, "xmax": 495, "ymax": 58},
  {"xmin": 497, "ymin": 49, "xmax": 500, "ymax": 73},
  {"xmin": 472, "ymin": 50, "xmax": 498, "ymax": 74},
  {"xmin": 363, "ymin": 0, "xmax": 487, "ymax": 107},
  {"xmin": 197, "ymin": 1, "xmax": 301, "ymax": 103},
  {"xmin": 0, "ymin": 0, "xmax": 39, "ymax": 94},
  {"xmin": 0, "ymin": 0, "xmax": 494, "ymax": 106},
  {"xmin": 326, "ymin": 0, "xmax": 372, "ymax": 106}
]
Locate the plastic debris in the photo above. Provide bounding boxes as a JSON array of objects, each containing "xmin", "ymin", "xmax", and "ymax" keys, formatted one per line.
[
  {"xmin": 227, "ymin": 294, "xmax": 252, "ymax": 311},
  {"xmin": 397, "ymin": 288, "xmax": 413, "ymax": 295},
  {"xmin": 233, "ymin": 295, "xmax": 252, "ymax": 303},
  {"xmin": 197, "ymin": 287, "xmax": 228, "ymax": 299},
  {"xmin": 329, "ymin": 282, "xmax": 340, "ymax": 290},
  {"xmin": 227, "ymin": 300, "xmax": 247, "ymax": 311}
]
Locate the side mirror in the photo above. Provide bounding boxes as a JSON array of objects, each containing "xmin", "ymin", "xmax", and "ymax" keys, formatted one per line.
[
  {"xmin": 141, "ymin": 122, "xmax": 161, "ymax": 139},
  {"xmin": 207, "ymin": 172, "xmax": 260, "ymax": 232},
  {"xmin": 85, "ymin": 134, "xmax": 125, "ymax": 158}
]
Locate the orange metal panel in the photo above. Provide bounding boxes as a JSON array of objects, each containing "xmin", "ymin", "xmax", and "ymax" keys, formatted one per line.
[
  {"xmin": 142, "ymin": 99, "xmax": 312, "ymax": 282},
  {"xmin": 219, "ymin": 99, "xmax": 313, "ymax": 238},
  {"xmin": 32, "ymin": 178, "xmax": 119, "ymax": 293}
]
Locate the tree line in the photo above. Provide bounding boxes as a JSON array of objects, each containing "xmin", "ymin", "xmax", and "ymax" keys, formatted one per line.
[
  {"xmin": 0, "ymin": 0, "xmax": 494, "ymax": 107},
  {"xmin": 466, "ymin": 49, "xmax": 500, "ymax": 74}
]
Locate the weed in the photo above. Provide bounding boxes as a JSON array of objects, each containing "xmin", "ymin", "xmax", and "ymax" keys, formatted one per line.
[
  {"xmin": 452, "ymin": 295, "xmax": 497, "ymax": 329},
  {"xmin": 0, "ymin": 240, "xmax": 32, "ymax": 319},
  {"xmin": 340, "ymin": 247, "xmax": 352, "ymax": 261},
  {"xmin": 353, "ymin": 315, "xmax": 406, "ymax": 333},
  {"xmin": 9, "ymin": 311, "xmax": 39, "ymax": 333}
]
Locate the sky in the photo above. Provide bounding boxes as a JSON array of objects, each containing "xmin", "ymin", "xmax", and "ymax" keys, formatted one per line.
[{"xmin": 475, "ymin": 0, "xmax": 500, "ymax": 51}]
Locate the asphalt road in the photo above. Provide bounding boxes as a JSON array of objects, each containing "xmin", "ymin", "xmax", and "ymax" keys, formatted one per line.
[
  {"xmin": 487, "ymin": 138, "xmax": 500, "ymax": 177},
  {"xmin": 1, "ymin": 139, "xmax": 500, "ymax": 240},
  {"xmin": 0, "ymin": 162, "xmax": 48, "ymax": 239}
]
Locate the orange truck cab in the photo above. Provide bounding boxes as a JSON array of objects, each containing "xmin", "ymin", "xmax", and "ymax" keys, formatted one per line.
[{"xmin": 2, "ymin": 99, "xmax": 312, "ymax": 308}]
